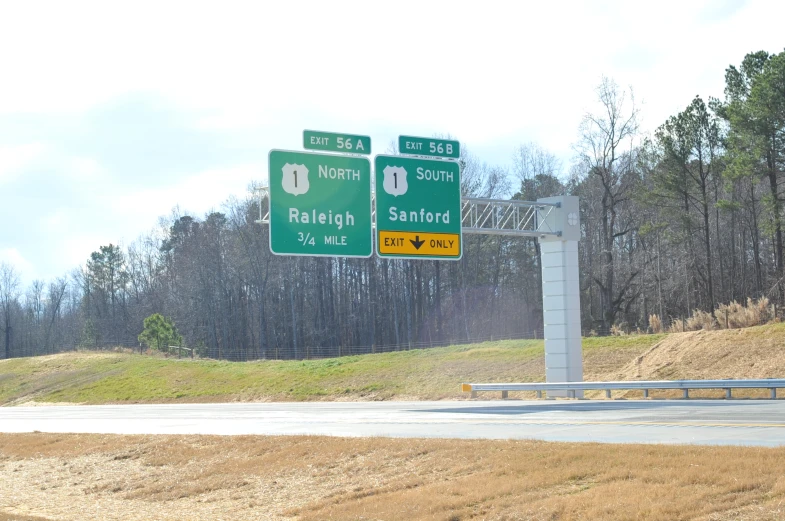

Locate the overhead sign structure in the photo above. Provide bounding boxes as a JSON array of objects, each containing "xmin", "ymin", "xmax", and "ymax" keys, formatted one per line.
[
  {"xmin": 399, "ymin": 135, "xmax": 460, "ymax": 159},
  {"xmin": 375, "ymin": 154, "xmax": 462, "ymax": 260},
  {"xmin": 268, "ymin": 150, "xmax": 372, "ymax": 257},
  {"xmin": 303, "ymin": 130, "xmax": 371, "ymax": 155}
]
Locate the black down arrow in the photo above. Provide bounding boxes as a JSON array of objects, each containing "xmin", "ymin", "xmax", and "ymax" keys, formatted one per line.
[{"xmin": 410, "ymin": 236, "xmax": 425, "ymax": 250}]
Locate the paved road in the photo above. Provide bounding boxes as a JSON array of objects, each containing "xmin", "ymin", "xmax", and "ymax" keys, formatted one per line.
[{"xmin": 2, "ymin": 400, "xmax": 785, "ymax": 446}]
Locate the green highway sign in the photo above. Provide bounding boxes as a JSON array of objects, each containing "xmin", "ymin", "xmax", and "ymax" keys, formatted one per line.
[
  {"xmin": 375, "ymin": 154, "xmax": 462, "ymax": 260},
  {"xmin": 269, "ymin": 150, "xmax": 372, "ymax": 257},
  {"xmin": 303, "ymin": 130, "xmax": 371, "ymax": 155},
  {"xmin": 399, "ymin": 135, "xmax": 460, "ymax": 159}
]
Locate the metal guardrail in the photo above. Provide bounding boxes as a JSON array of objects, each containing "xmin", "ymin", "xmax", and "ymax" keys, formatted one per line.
[{"xmin": 461, "ymin": 379, "xmax": 785, "ymax": 400}]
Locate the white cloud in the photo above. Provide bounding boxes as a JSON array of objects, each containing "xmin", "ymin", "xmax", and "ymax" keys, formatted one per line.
[
  {"xmin": 0, "ymin": 248, "xmax": 36, "ymax": 281},
  {"xmin": 107, "ymin": 163, "xmax": 264, "ymax": 235},
  {"xmin": 42, "ymin": 211, "xmax": 68, "ymax": 229},
  {"xmin": 61, "ymin": 235, "xmax": 116, "ymax": 271},
  {"xmin": 65, "ymin": 157, "xmax": 105, "ymax": 182},
  {"xmin": 0, "ymin": 144, "xmax": 44, "ymax": 184},
  {"xmin": 2, "ymin": 0, "xmax": 785, "ymax": 286},
  {"xmin": 2, "ymin": 1, "xmax": 782, "ymax": 145}
]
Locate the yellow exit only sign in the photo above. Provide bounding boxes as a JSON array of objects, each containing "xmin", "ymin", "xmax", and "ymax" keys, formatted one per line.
[{"xmin": 378, "ymin": 231, "xmax": 460, "ymax": 257}]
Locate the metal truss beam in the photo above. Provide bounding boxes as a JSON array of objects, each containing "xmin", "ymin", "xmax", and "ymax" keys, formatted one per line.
[
  {"xmin": 254, "ymin": 188, "xmax": 561, "ymax": 238},
  {"xmin": 460, "ymin": 197, "xmax": 560, "ymax": 237}
]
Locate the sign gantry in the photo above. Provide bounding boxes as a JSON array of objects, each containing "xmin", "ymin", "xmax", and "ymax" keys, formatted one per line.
[
  {"xmin": 263, "ymin": 130, "xmax": 582, "ymax": 395},
  {"xmin": 257, "ymin": 190, "xmax": 562, "ymax": 239}
]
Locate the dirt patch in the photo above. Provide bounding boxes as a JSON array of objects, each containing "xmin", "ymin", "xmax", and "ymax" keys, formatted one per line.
[
  {"xmin": 2, "ymin": 433, "xmax": 785, "ymax": 521},
  {"xmin": 0, "ymin": 514, "xmax": 53, "ymax": 521},
  {"xmin": 574, "ymin": 326, "xmax": 785, "ymax": 399},
  {"xmin": 614, "ymin": 327, "xmax": 785, "ymax": 380},
  {"xmin": 13, "ymin": 402, "xmax": 84, "ymax": 407}
]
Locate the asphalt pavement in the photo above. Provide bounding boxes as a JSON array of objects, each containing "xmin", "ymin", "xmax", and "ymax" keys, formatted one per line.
[{"xmin": 2, "ymin": 400, "xmax": 785, "ymax": 446}]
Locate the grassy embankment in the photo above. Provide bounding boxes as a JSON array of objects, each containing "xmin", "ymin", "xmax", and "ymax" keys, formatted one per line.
[
  {"xmin": 1, "ymin": 322, "xmax": 785, "ymax": 405},
  {"xmin": 3, "ymin": 325, "xmax": 785, "ymax": 520}
]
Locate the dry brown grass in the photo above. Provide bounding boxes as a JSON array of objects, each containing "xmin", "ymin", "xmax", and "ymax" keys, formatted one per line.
[
  {"xmin": 609, "ymin": 324, "xmax": 626, "ymax": 336},
  {"xmin": 578, "ymin": 323, "xmax": 785, "ymax": 400},
  {"xmin": 685, "ymin": 309, "xmax": 716, "ymax": 331},
  {"xmin": 613, "ymin": 326, "xmax": 785, "ymax": 381},
  {"xmin": 2, "ymin": 433, "xmax": 785, "ymax": 521},
  {"xmin": 716, "ymin": 297, "xmax": 773, "ymax": 329},
  {"xmin": 649, "ymin": 313, "xmax": 664, "ymax": 334},
  {"xmin": 668, "ymin": 297, "xmax": 774, "ymax": 333},
  {"xmin": 668, "ymin": 318, "xmax": 686, "ymax": 333}
]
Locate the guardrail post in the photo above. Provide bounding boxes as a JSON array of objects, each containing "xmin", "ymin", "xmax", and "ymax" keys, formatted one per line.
[
  {"xmin": 683, "ymin": 389, "xmax": 689, "ymax": 399},
  {"xmin": 726, "ymin": 388, "xmax": 732, "ymax": 399},
  {"xmin": 501, "ymin": 390, "xmax": 508, "ymax": 400},
  {"xmin": 605, "ymin": 389, "xmax": 611, "ymax": 399},
  {"xmin": 471, "ymin": 391, "xmax": 477, "ymax": 399},
  {"xmin": 771, "ymin": 388, "xmax": 777, "ymax": 399},
  {"xmin": 536, "ymin": 390, "xmax": 542, "ymax": 399},
  {"xmin": 643, "ymin": 389, "xmax": 649, "ymax": 398}
]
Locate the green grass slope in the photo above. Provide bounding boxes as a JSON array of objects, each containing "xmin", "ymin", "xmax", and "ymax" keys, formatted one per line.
[
  {"xmin": 0, "ymin": 339, "xmax": 544, "ymax": 405},
  {"xmin": 1, "ymin": 324, "xmax": 782, "ymax": 405}
]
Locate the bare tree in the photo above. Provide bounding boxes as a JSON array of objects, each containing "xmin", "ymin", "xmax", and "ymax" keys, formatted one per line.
[
  {"xmin": 575, "ymin": 77, "xmax": 641, "ymax": 331},
  {"xmin": 0, "ymin": 263, "xmax": 20, "ymax": 358},
  {"xmin": 512, "ymin": 142, "xmax": 562, "ymax": 191},
  {"xmin": 45, "ymin": 278, "xmax": 68, "ymax": 354}
]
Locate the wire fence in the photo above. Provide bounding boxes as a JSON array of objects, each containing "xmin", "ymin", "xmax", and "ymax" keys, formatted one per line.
[
  {"xmin": 7, "ymin": 326, "xmax": 664, "ymax": 362},
  {"xmin": 23, "ymin": 328, "xmax": 548, "ymax": 362},
  {"xmin": 291, "ymin": 329, "xmax": 546, "ymax": 360}
]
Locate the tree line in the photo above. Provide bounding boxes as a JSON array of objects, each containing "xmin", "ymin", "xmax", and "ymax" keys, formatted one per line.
[{"xmin": 1, "ymin": 49, "xmax": 783, "ymax": 360}]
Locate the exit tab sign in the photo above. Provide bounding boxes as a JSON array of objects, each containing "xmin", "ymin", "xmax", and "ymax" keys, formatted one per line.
[
  {"xmin": 399, "ymin": 135, "xmax": 460, "ymax": 159},
  {"xmin": 304, "ymin": 130, "xmax": 371, "ymax": 155}
]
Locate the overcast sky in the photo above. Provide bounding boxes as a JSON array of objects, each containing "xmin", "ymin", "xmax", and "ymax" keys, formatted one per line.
[{"xmin": 1, "ymin": 0, "xmax": 784, "ymax": 285}]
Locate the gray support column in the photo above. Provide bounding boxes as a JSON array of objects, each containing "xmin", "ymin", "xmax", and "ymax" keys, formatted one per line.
[{"xmin": 538, "ymin": 196, "xmax": 583, "ymax": 398}]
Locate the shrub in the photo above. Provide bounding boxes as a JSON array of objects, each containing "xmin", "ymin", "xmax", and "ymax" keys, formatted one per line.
[
  {"xmin": 715, "ymin": 297, "xmax": 772, "ymax": 329},
  {"xmin": 668, "ymin": 318, "xmax": 686, "ymax": 333},
  {"xmin": 138, "ymin": 313, "xmax": 183, "ymax": 353},
  {"xmin": 685, "ymin": 309, "xmax": 716, "ymax": 331}
]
